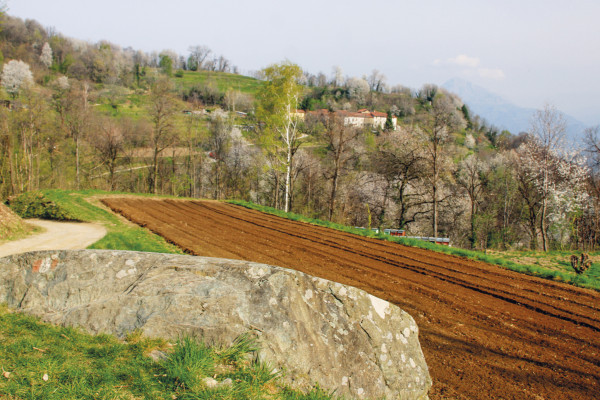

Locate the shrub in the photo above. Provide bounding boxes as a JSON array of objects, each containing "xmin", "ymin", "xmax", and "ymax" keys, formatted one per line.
[{"xmin": 7, "ymin": 191, "xmax": 74, "ymax": 220}]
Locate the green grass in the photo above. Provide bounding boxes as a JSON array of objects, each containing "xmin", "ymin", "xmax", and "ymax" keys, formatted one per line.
[
  {"xmin": 25, "ymin": 189, "xmax": 184, "ymax": 254},
  {"xmin": 228, "ymin": 200, "xmax": 600, "ymax": 292},
  {"xmin": 0, "ymin": 304, "xmax": 338, "ymax": 400},
  {"xmin": 174, "ymin": 70, "xmax": 263, "ymax": 96},
  {"xmin": 92, "ymin": 70, "xmax": 261, "ymax": 120},
  {"xmin": 95, "ymin": 100, "xmax": 148, "ymax": 119}
]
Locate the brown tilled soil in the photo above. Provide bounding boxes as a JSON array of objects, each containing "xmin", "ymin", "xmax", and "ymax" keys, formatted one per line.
[{"xmin": 101, "ymin": 198, "xmax": 600, "ymax": 400}]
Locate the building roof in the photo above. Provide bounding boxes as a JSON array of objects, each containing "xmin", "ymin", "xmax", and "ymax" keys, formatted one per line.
[{"xmin": 371, "ymin": 111, "xmax": 387, "ymax": 118}]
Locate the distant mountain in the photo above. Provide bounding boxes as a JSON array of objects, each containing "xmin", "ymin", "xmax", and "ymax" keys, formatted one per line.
[{"xmin": 442, "ymin": 78, "xmax": 586, "ymax": 141}]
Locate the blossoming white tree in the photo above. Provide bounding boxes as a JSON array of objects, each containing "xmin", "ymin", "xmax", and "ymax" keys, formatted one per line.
[
  {"xmin": 1, "ymin": 60, "xmax": 33, "ymax": 98},
  {"xmin": 517, "ymin": 118, "xmax": 589, "ymax": 250},
  {"xmin": 40, "ymin": 42, "xmax": 53, "ymax": 68}
]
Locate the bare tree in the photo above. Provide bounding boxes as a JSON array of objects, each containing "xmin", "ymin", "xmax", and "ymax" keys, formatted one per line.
[
  {"xmin": 216, "ymin": 55, "xmax": 230, "ymax": 73},
  {"xmin": 207, "ymin": 115, "xmax": 231, "ymax": 199},
  {"xmin": 8, "ymin": 88, "xmax": 49, "ymax": 193},
  {"xmin": 371, "ymin": 130, "xmax": 427, "ymax": 230},
  {"xmin": 316, "ymin": 72, "xmax": 327, "ymax": 87},
  {"xmin": 367, "ymin": 69, "xmax": 386, "ymax": 92},
  {"xmin": 188, "ymin": 45, "xmax": 212, "ymax": 71},
  {"xmin": 416, "ymin": 84, "xmax": 438, "ymax": 105},
  {"xmin": 457, "ymin": 154, "xmax": 488, "ymax": 248},
  {"xmin": 319, "ymin": 114, "xmax": 361, "ymax": 220},
  {"xmin": 584, "ymin": 125, "xmax": 600, "ymax": 170},
  {"xmin": 512, "ymin": 146, "xmax": 542, "ymax": 249},
  {"xmin": 147, "ymin": 78, "xmax": 180, "ymax": 194},
  {"xmin": 416, "ymin": 93, "xmax": 465, "ymax": 238},
  {"xmin": 90, "ymin": 117, "xmax": 125, "ymax": 190},
  {"xmin": 180, "ymin": 112, "xmax": 207, "ymax": 197},
  {"xmin": 55, "ymin": 80, "xmax": 91, "ymax": 190}
]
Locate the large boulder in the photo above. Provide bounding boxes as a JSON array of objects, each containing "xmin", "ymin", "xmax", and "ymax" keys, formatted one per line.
[{"xmin": 0, "ymin": 250, "xmax": 431, "ymax": 399}]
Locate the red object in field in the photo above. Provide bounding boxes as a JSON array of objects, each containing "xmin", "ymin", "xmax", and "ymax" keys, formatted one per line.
[{"xmin": 384, "ymin": 229, "xmax": 406, "ymax": 236}]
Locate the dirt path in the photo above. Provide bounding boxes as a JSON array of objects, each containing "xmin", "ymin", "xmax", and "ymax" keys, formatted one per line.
[
  {"xmin": 0, "ymin": 219, "xmax": 107, "ymax": 258},
  {"xmin": 101, "ymin": 198, "xmax": 600, "ymax": 400}
]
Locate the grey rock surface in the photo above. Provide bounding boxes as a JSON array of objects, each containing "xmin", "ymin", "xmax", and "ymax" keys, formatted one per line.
[{"xmin": 0, "ymin": 250, "xmax": 431, "ymax": 399}]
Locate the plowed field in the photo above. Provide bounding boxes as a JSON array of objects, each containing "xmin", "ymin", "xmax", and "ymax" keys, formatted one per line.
[{"xmin": 101, "ymin": 198, "xmax": 600, "ymax": 400}]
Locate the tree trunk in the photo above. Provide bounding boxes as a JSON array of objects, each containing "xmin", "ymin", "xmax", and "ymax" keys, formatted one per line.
[
  {"xmin": 274, "ymin": 172, "xmax": 279, "ymax": 210},
  {"xmin": 152, "ymin": 147, "xmax": 159, "ymax": 194},
  {"xmin": 470, "ymin": 199, "xmax": 476, "ymax": 249},
  {"xmin": 540, "ymin": 198, "xmax": 548, "ymax": 251},
  {"xmin": 8, "ymin": 136, "xmax": 16, "ymax": 196},
  {"xmin": 328, "ymin": 159, "xmax": 340, "ymax": 221},
  {"xmin": 171, "ymin": 148, "xmax": 176, "ymax": 196},
  {"xmin": 284, "ymin": 144, "xmax": 292, "ymax": 213},
  {"xmin": 528, "ymin": 208, "xmax": 538, "ymax": 250},
  {"xmin": 432, "ymin": 182, "xmax": 438, "ymax": 239},
  {"xmin": 75, "ymin": 135, "xmax": 80, "ymax": 190}
]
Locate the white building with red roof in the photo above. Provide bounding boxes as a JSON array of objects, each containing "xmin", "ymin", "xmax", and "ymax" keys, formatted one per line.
[{"xmin": 292, "ymin": 109, "xmax": 397, "ymax": 130}]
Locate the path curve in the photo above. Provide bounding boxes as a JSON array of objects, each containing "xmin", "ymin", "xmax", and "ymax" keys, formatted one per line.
[{"xmin": 0, "ymin": 219, "xmax": 107, "ymax": 257}]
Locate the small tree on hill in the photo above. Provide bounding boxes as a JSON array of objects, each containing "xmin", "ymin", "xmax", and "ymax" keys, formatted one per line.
[
  {"xmin": 147, "ymin": 77, "xmax": 180, "ymax": 194},
  {"xmin": 40, "ymin": 42, "xmax": 53, "ymax": 68},
  {"xmin": 384, "ymin": 111, "xmax": 394, "ymax": 131},
  {"xmin": 159, "ymin": 54, "xmax": 173, "ymax": 76},
  {"xmin": 1, "ymin": 60, "xmax": 33, "ymax": 98},
  {"xmin": 416, "ymin": 92, "xmax": 466, "ymax": 238}
]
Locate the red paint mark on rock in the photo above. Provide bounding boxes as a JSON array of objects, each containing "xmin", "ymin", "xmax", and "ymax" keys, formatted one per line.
[
  {"xmin": 32, "ymin": 259, "xmax": 42, "ymax": 273},
  {"xmin": 51, "ymin": 259, "xmax": 59, "ymax": 269}
]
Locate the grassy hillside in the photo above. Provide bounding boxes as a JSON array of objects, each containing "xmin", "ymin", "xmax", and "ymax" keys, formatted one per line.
[
  {"xmin": 174, "ymin": 70, "xmax": 263, "ymax": 95},
  {"xmin": 94, "ymin": 69, "xmax": 262, "ymax": 119}
]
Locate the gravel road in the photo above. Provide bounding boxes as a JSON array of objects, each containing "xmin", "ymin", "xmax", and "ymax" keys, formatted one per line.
[{"xmin": 0, "ymin": 219, "xmax": 107, "ymax": 257}]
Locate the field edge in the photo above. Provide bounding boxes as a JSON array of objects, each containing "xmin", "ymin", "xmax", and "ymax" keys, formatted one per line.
[{"xmin": 227, "ymin": 199, "xmax": 600, "ymax": 292}]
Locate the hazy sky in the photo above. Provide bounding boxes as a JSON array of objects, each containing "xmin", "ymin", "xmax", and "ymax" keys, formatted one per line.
[{"xmin": 8, "ymin": 0, "xmax": 600, "ymax": 125}]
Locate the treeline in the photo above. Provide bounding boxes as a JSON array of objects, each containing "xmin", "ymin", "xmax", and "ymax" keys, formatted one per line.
[
  {"xmin": 1, "ymin": 14, "xmax": 600, "ymax": 252},
  {"xmin": 0, "ymin": 15, "xmax": 237, "ymax": 83}
]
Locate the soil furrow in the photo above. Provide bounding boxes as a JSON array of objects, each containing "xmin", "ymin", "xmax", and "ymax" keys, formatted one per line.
[{"xmin": 100, "ymin": 198, "xmax": 600, "ymax": 400}]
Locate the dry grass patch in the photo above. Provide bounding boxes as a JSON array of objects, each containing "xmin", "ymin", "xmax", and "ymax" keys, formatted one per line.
[{"xmin": 0, "ymin": 203, "xmax": 36, "ymax": 243}]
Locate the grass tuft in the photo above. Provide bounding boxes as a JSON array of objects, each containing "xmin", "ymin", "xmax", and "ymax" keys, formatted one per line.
[{"xmin": 217, "ymin": 333, "xmax": 260, "ymax": 363}]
